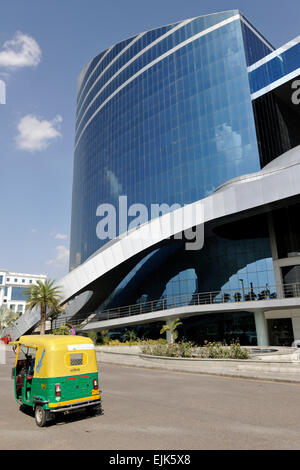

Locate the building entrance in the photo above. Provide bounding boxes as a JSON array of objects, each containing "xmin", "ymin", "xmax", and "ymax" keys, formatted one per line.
[{"xmin": 267, "ymin": 318, "xmax": 294, "ymax": 346}]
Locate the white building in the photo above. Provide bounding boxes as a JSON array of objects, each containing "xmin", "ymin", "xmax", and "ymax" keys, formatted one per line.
[{"xmin": 0, "ymin": 270, "xmax": 47, "ymax": 315}]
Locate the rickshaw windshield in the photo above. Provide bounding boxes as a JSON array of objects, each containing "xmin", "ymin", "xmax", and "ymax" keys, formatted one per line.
[
  {"xmin": 15, "ymin": 345, "xmax": 37, "ymax": 376},
  {"xmin": 18, "ymin": 346, "xmax": 29, "ymax": 360}
]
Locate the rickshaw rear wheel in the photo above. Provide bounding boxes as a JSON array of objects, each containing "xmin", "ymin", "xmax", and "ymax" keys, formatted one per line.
[{"xmin": 34, "ymin": 405, "xmax": 48, "ymax": 427}]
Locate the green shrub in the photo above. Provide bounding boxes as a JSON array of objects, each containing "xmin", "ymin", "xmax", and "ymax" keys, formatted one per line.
[
  {"xmin": 52, "ymin": 324, "xmax": 71, "ymax": 335},
  {"xmin": 141, "ymin": 338, "xmax": 167, "ymax": 345},
  {"xmin": 141, "ymin": 340, "xmax": 249, "ymax": 359},
  {"xmin": 106, "ymin": 339, "xmax": 140, "ymax": 346},
  {"xmin": 227, "ymin": 342, "xmax": 249, "ymax": 359},
  {"xmin": 141, "ymin": 341, "xmax": 194, "ymax": 358},
  {"xmin": 98, "ymin": 338, "xmax": 168, "ymax": 347},
  {"xmin": 197, "ymin": 341, "xmax": 249, "ymax": 359}
]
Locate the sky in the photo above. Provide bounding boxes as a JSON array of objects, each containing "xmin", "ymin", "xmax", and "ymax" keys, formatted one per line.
[{"xmin": 0, "ymin": 0, "xmax": 299, "ymax": 281}]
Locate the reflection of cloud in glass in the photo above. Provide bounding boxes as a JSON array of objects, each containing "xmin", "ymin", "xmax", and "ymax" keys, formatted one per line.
[
  {"xmin": 202, "ymin": 123, "xmax": 249, "ymax": 198},
  {"xmin": 216, "ymin": 123, "xmax": 242, "ymax": 157},
  {"xmin": 223, "ymin": 43, "xmax": 243, "ymax": 71},
  {"xmin": 162, "ymin": 268, "xmax": 197, "ymax": 307},
  {"xmin": 216, "ymin": 122, "xmax": 253, "ymax": 169},
  {"xmin": 75, "ymin": 252, "xmax": 81, "ymax": 265},
  {"xmin": 106, "ymin": 169, "xmax": 122, "ymax": 199}
]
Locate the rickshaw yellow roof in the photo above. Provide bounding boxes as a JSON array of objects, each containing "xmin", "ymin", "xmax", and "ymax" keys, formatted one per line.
[
  {"xmin": 17, "ymin": 335, "xmax": 94, "ymax": 350},
  {"xmin": 12, "ymin": 335, "xmax": 98, "ymax": 378}
]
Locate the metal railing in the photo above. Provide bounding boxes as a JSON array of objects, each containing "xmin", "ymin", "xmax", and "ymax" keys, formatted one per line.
[{"xmin": 52, "ymin": 282, "xmax": 300, "ymax": 329}]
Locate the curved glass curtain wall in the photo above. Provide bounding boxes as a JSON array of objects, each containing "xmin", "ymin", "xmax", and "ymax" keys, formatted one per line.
[
  {"xmin": 94, "ymin": 232, "xmax": 275, "ymax": 314},
  {"xmin": 240, "ymin": 17, "xmax": 274, "ymax": 66},
  {"xmin": 70, "ymin": 10, "xmax": 275, "ymax": 305},
  {"xmin": 75, "ymin": 12, "xmax": 241, "ymax": 137}
]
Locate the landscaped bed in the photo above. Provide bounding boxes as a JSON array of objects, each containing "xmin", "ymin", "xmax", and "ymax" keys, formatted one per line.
[{"xmin": 140, "ymin": 341, "xmax": 250, "ymax": 359}]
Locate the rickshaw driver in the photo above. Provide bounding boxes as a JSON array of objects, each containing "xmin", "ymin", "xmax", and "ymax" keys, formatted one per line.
[
  {"xmin": 15, "ymin": 348, "xmax": 36, "ymax": 396},
  {"xmin": 27, "ymin": 357, "xmax": 35, "ymax": 380}
]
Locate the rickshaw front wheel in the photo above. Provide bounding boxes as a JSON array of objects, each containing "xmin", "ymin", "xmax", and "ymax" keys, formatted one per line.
[{"xmin": 34, "ymin": 405, "xmax": 48, "ymax": 427}]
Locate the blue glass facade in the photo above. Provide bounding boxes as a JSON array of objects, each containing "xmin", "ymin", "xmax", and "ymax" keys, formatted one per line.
[
  {"xmin": 70, "ymin": 11, "xmax": 276, "ymax": 311},
  {"xmin": 249, "ymin": 38, "xmax": 300, "ymax": 167},
  {"xmin": 241, "ymin": 17, "xmax": 274, "ymax": 66},
  {"xmin": 249, "ymin": 41, "xmax": 300, "ymax": 94},
  {"xmin": 11, "ymin": 287, "xmax": 27, "ymax": 301},
  {"xmin": 100, "ymin": 234, "xmax": 275, "ymax": 312}
]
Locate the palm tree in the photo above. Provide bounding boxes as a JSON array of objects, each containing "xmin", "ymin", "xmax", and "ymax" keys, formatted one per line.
[
  {"xmin": 122, "ymin": 329, "xmax": 138, "ymax": 343},
  {"xmin": 24, "ymin": 279, "xmax": 63, "ymax": 335},
  {"xmin": 160, "ymin": 318, "xmax": 182, "ymax": 343}
]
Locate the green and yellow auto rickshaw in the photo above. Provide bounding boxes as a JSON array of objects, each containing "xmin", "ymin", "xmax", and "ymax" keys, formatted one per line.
[{"xmin": 10, "ymin": 335, "xmax": 102, "ymax": 426}]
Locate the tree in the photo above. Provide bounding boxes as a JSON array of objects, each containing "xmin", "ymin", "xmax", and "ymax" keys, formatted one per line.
[
  {"xmin": 160, "ymin": 318, "xmax": 182, "ymax": 343},
  {"xmin": 24, "ymin": 279, "xmax": 63, "ymax": 335},
  {"xmin": 0, "ymin": 306, "xmax": 19, "ymax": 336},
  {"xmin": 86, "ymin": 331, "xmax": 98, "ymax": 344}
]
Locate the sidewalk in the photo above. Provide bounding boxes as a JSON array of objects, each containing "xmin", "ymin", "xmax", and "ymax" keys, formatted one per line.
[{"xmin": 96, "ymin": 345, "xmax": 300, "ymax": 384}]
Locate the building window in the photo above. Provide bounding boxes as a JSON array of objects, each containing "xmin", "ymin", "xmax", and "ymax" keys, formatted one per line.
[
  {"xmin": 17, "ymin": 305, "xmax": 23, "ymax": 313},
  {"xmin": 6, "ymin": 277, "xmax": 10, "ymax": 282},
  {"xmin": 10, "ymin": 305, "xmax": 15, "ymax": 311},
  {"xmin": 14, "ymin": 278, "xmax": 18, "ymax": 283},
  {"xmin": 11, "ymin": 287, "xmax": 27, "ymax": 301},
  {"xmin": 22, "ymin": 279, "xmax": 25, "ymax": 283},
  {"xmin": 0, "ymin": 275, "xmax": 3, "ymax": 285},
  {"xmin": 29, "ymin": 280, "xmax": 33, "ymax": 284}
]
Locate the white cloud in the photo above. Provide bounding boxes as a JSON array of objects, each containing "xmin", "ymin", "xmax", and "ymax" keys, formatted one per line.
[
  {"xmin": 0, "ymin": 31, "xmax": 41, "ymax": 69},
  {"xmin": 0, "ymin": 79, "xmax": 5, "ymax": 104},
  {"xmin": 55, "ymin": 233, "xmax": 67, "ymax": 240},
  {"xmin": 16, "ymin": 114, "xmax": 62, "ymax": 152},
  {"xmin": 46, "ymin": 245, "xmax": 69, "ymax": 267}
]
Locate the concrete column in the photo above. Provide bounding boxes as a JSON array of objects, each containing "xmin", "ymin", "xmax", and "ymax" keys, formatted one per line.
[
  {"xmin": 166, "ymin": 319, "xmax": 174, "ymax": 344},
  {"xmin": 292, "ymin": 316, "xmax": 300, "ymax": 342},
  {"xmin": 254, "ymin": 311, "xmax": 270, "ymax": 346}
]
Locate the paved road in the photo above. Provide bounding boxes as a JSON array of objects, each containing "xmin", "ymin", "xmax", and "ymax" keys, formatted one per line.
[{"xmin": 1, "ymin": 348, "xmax": 300, "ymax": 450}]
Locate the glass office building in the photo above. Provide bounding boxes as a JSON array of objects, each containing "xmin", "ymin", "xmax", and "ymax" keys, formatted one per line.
[{"xmin": 69, "ymin": 11, "xmax": 300, "ymax": 344}]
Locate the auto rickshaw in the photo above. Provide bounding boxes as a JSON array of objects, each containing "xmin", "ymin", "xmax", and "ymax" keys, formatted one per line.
[{"xmin": 10, "ymin": 335, "xmax": 102, "ymax": 426}]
